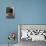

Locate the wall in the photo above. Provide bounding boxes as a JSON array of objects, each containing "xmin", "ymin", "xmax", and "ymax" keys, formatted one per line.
[
  {"xmin": 16, "ymin": 0, "xmax": 46, "ymax": 24},
  {"xmin": 0, "ymin": 0, "xmax": 46, "ymax": 44},
  {"xmin": 0, "ymin": 0, "xmax": 18, "ymax": 44}
]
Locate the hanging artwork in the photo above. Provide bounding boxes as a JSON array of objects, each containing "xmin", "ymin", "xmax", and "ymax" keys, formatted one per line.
[
  {"xmin": 8, "ymin": 32, "xmax": 16, "ymax": 41},
  {"xmin": 6, "ymin": 7, "xmax": 15, "ymax": 19}
]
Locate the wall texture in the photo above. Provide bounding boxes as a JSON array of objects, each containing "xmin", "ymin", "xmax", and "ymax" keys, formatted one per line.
[{"xmin": 0, "ymin": 0, "xmax": 46, "ymax": 44}]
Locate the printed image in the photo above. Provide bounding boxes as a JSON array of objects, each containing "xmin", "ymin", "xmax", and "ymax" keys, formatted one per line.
[
  {"xmin": 6, "ymin": 7, "xmax": 15, "ymax": 19},
  {"xmin": 18, "ymin": 25, "xmax": 46, "ymax": 46},
  {"xmin": 8, "ymin": 32, "xmax": 18, "ymax": 46}
]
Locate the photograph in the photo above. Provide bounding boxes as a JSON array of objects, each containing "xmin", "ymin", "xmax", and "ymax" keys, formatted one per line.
[
  {"xmin": 18, "ymin": 25, "xmax": 46, "ymax": 46},
  {"xmin": 6, "ymin": 7, "xmax": 15, "ymax": 19}
]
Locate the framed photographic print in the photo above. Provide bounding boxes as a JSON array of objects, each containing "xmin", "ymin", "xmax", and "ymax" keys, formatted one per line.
[{"xmin": 6, "ymin": 7, "xmax": 15, "ymax": 19}]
